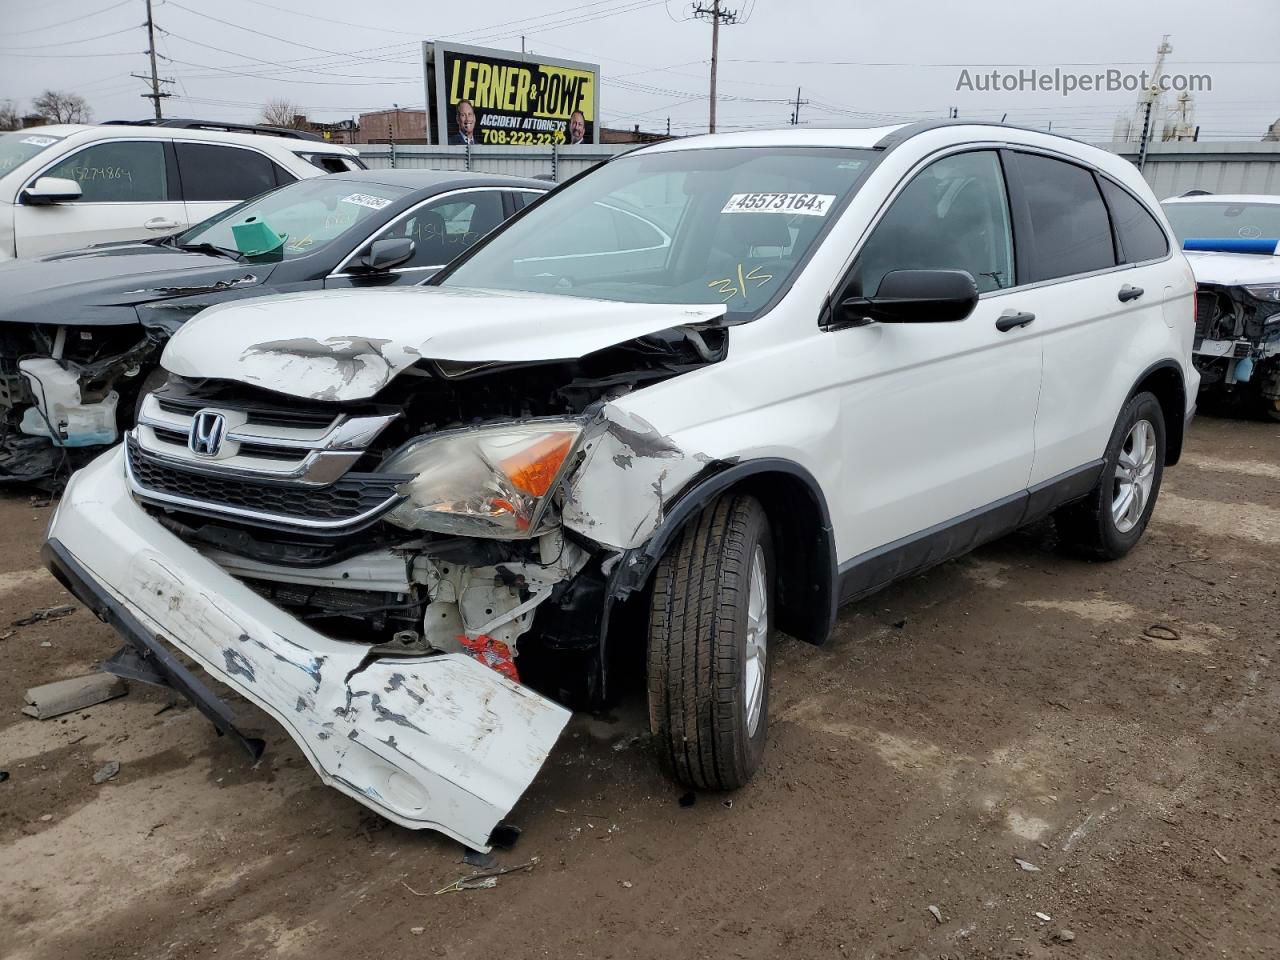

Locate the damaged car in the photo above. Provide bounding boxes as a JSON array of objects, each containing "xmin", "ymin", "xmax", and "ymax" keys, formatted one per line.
[
  {"xmin": 45, "ymin": 122, "xmax": 1197, "ymax": 851},
  {"xmin": 1161, "ymin": 192, "xmax": 1280, "ymax": 420},
  {"xmin": 0, "ymin": 169, "xmax": 544, "ymax": 484}
]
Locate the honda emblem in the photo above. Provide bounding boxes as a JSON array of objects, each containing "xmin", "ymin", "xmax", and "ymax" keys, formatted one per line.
[{"xmin": 189, "ymin": 410, "xmax": 226, "ymax": 457}]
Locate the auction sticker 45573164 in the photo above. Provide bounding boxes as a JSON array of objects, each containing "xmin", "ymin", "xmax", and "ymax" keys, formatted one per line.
[{"xmin": 721, "ymin": 192, "xmax": 836, "ymax": 216}]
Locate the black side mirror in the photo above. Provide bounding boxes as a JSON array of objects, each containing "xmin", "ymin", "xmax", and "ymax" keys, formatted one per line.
[
  {"xmin": 840, "ymin": 269, "xmax": 979, "ymax": 326},
  {"xmin": 355, "ymin": 237, "xmax": 414, "ymax": 272}
]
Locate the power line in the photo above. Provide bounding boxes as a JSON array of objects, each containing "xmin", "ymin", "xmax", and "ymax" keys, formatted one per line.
[
  {"xmin": 5, "ymin": 0, "xmax": 134, "ymax": 37},
  {"xmin": 0, "ymin": 25, "xmax": 140, "ymax": 51}
]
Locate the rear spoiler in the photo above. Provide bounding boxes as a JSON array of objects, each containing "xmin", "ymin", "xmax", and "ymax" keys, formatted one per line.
[{"xmin": 1183, "ymin": 237, "xmax": 1280, "ymax": 256}]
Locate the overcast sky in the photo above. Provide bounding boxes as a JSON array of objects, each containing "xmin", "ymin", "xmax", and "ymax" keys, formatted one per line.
[{"xmin": 3, "ymin": 0, "xmax": 1277, "ymax": 141}]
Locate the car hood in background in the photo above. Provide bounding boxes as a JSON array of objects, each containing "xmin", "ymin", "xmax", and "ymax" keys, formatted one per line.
[
  {"xmin": 1184, "ymin": 250, "xmax": 1280, "ymax": 287},
  {"xmin": 0, "ymin": 243, "xmax": 279, "ymax": 327},
  {"xmin": 161, "ymin": 286, "xmax": 728, "ymax": 402}
]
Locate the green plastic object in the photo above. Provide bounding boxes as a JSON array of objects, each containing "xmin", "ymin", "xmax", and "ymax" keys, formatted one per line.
[{"xmin": 231, "ymin": 217, "xmax": 286, "ymax": 256}]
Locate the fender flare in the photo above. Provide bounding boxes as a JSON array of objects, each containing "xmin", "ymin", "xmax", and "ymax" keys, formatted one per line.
[
  {"xmin": 1128, "ymin": 357, "xmax": 1189, "ymax": 464},
  {"xmin": 596, "ymin": 457, "xmax": 838, "ymax": 700}
]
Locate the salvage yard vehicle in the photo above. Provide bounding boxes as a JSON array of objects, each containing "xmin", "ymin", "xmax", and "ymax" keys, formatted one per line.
[
  {"xmin": 44, "ymin": 121, "xmax": 1198, "ymax": 851},
  {"xmin": 0, "ymin": 119, "xmax": 364, "ymax": 260},
  {"xmin": 0, "ymin": 169, "xmax": 544, "ymax": 484},
  {"xmin": 1161, "ymin": 193, "xmax": 1280, "ymax": 421}
]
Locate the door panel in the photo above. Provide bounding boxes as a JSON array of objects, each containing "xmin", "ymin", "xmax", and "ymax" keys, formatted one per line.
[
  {"xmin": 833, "ymin": 150, "xmax": 1041, "ymax": 561},
  {"xmin": 1001, "ymin": 150, "xmax": 1169, "ymax": 484},
  {"xmin": 14, "ymin": 139, "xmax": 184, "ymax": 257}
]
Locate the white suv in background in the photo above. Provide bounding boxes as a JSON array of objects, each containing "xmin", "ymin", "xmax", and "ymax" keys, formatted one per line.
[
  {"xmin": 46, "ymin": 121, "xmax": 1197, "ymax": 851},
  {"xmin": 0, "ymin": 120, "xmax": 364, "ymax": 259}
]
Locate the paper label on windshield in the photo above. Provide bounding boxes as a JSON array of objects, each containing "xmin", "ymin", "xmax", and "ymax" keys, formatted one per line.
[
  {"xmin": 721, "ymin": 192, "xmax": 835, "ymax": 216},
  {"xmin": 20, "ymin": 136, "xmax": 57, "ymax": 147},
  {"xmin": 340, "ymin": 193, "xmax": 392, "ymax": 210}
]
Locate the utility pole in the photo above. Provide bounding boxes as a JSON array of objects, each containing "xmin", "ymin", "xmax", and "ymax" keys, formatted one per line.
[
  {"xmin": 134, "ymin": 0, "xmax": 171, "ymax": 119},
  {"xmin": 789, "ymin": 87, "xmax": 808, "ymax": 125},
  {"xmin": 692, "ymin": 0, "xmax": 738, "ymax": 134}
]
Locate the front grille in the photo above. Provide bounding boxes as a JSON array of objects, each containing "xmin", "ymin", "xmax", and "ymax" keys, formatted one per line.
[{"xmin": 127, "ymin": 435, "xmax": 409, "ymax": 531}]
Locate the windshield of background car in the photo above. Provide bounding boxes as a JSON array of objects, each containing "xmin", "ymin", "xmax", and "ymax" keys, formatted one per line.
[
  {"xmin": 439, "ymin": 147, "xmax": 875, "ymax": 319},
  {"xmin": 177, "ymin": 178, "xmax": 412, "ymax": 259},
  {"xmin": 1162, "ymin": 201, "xmax": 1280, "ymax": 243},
  {"xmin": 0, "ymin": 131, "xmax": 64, "ymax": 178}
]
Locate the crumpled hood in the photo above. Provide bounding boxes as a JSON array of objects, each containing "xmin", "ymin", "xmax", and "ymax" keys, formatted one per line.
[
  {"xmin": 1184, "ymin": 250, "xmax": 1280, "ymax": 288},
  {"xmin": 0, "ymin": 243, "xmax": 274, "ymax": 327},
  {"xmin": 162, "ymin": 286, "xmax": 728, "ymax": 401}
]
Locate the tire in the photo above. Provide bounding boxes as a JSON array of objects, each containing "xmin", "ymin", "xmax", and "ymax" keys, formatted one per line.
[
  {"xmin": 646, "ymin": 493, "xmax": 773, "ymax": 791},
  {"xmin": 1055, "ymin": 391, "xmax": 1166, "ymax": 560}
]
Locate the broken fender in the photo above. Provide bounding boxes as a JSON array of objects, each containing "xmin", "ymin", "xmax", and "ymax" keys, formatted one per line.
[{"xmin": 46, "ymin": 447, "xmax": 570, "ymax": 851}]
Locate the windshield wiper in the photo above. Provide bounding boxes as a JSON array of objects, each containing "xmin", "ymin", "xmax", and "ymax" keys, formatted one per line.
[{"xmin": 176, "ymin": 241, "xmax": 244, "ymax": 261}]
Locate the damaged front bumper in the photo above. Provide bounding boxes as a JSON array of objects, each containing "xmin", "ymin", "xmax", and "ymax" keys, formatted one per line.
[{"xmin": 44, "ymin": 447, "xmax": 571, "ymax": 851}]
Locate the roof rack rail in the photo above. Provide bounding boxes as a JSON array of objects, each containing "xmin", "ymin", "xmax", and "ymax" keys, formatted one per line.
[{"xmin": 101, "ymin": 118, "xmax": 325, "ymax": 142}]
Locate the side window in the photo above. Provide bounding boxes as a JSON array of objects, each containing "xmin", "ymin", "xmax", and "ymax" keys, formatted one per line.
[
  {"xmin": 176, "ymin": 143, "xmax": 277, "ymax": 202},
  {"xmin": 377, "ymin": 191, "xmax": 506, "ymax": 269},
  {"xmin": 41, "ymin": 141, "xmax": 168, "ymax": 203},
  {"xmin": 855, "ymin": 150, "xmax": 1014, "ymax": 295},
  {"xmin": 1009, "ymin": 152, "xmax": 1116, "ymax": 282},
  {"xmin": 515, "ymin": 190, "xmax": 545, "ymax": 209},
  {"xmin": 1099, "ymin": 179, "xmax": 1169, "ymax": 263}
]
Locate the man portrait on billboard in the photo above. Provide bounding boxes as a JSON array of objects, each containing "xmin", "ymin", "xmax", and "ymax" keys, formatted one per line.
[
  {"xmin": 450, "ymin": 99, "xmax": 478, "ymax": 145},
  {"xmin": 566, "ymin": 109, "xmax": 587, "ymax": 145}
]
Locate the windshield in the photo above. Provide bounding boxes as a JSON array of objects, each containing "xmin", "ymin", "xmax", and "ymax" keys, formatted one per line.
[
  {"xmin": 1162, "ymin": 201, "xmax": 1280, "ymax": 243},
  {"xmin": 0, "ymin": 131, "xmax": 64, "ymax": 178},
  {"xmin": 439, "ymin": 146, "xmax": 875, "ymax": 318},
  {"xmin": 177, "ymin": 177, "xmax": 412, "ymax": 258}
]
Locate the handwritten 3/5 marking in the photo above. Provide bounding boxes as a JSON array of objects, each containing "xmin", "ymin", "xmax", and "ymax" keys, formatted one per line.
[{"xmin": 708, "ymin": 264, "xmax": 774, "ymax": 302}]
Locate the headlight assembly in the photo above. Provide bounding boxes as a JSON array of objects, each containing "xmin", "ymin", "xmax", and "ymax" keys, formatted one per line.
[
  {"xmin": 1244, "ymin": 284, "xmax": 1280, "ymax": 304},
  {"xmin": 380, "ymin": 420, "xmax": 582, "ymax": 538}
]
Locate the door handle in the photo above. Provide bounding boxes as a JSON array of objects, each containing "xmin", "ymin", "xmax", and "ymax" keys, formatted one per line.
[
  {"xmin": 995, "ymin": 310, "xmax": 1035, "ymax": 332},
  {"xmin": 144, "ymin": 217, "xmax": 180, "ymax": 231},
  {"xmin": 1117, "ymin": 284, "xmax": 1144, "ymax": 302}
]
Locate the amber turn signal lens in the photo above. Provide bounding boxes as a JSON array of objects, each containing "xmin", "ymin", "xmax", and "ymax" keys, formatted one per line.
[{"xmin": 500, "ymin": 433, "xmax": 575, "ymax": 497}]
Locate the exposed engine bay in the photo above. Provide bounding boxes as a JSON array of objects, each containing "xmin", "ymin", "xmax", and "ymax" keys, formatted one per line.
[
  {"xmin": 127, "ymin": 323, "xmax": 728, "ymax": 706},
  {"xmin": 1193, "ymin": 283, "xmax": 1280, "ymax": 419},
  {"xmin": 0, "ymin": 323, "xmax": 161, "ymax": 484}
]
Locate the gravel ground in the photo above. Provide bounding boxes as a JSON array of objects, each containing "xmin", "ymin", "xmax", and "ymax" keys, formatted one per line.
[{"xmin": 1, "ymin": 414, "xmax": 1277, "ymax": 960}]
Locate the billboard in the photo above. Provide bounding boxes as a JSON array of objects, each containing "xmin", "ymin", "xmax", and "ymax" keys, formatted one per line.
[{"xmin": 424, "ymin": 41, "xmax": 600, "ymax": 147}]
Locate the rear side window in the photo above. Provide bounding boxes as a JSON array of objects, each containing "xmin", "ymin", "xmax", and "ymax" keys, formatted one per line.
[
  {"xmin": 176, "ymin": 143, "xmax": 278, "ymax": 202},
  {"xmin": 41, "ymin": 141, "xmax": 169, "ymax": 202},
  {"xmin": 377, "ymin": 190, "xmax": 507, "ymax": 269},
  {"xmin": 1099, "ymin": 179, "xmax": 1169, "ymax": 263},
  {"xmin": 856, "ymin": 150, "xmax": 1015, "ymax": 294},
  {"xmin": 1009, "ymin": 152, "xmax": 1115, "ymax": 282}
]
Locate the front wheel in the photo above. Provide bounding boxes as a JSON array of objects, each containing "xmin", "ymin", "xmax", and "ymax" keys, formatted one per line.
[
  {"xmin": 1055, "ymin": 391, "xmax": 1166, "ymax": 560},
  {"xmin": 646, "ymin": 493, "xmax": 773, "ymax": 790}
]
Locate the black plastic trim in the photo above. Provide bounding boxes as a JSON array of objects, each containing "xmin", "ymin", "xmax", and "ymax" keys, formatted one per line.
[
  {"xmin": 42, "ymin": 538, "xmax": 265, "ymax": 760},
  {"xmin": 597, "ymin": 458, "xmax": 838, "ymax": 699},
  {"xmin": 837, "ymin": 460, "xmax": 1105, "ymax": 605}
]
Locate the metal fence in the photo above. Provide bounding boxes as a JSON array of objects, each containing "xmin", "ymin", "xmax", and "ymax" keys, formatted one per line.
[
  {"xmin": 354, "ymin": 143, "xmax": 633, "ymax": 181},
  {"xmin": 1107, "ymin": 141, "xmax": 1280, "ymax": 198},
  {"xmin": 354, "ymin": 139, "xmax": 1280, "ymax": 196}
]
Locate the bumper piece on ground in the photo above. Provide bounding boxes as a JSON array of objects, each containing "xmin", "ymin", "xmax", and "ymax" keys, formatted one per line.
[{"xmin": 44, "ymin": 448, "xmax": 572, "ymax": 851}]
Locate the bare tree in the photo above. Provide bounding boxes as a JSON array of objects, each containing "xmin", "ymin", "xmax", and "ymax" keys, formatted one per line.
[
  {"xmin": 261, "ymin": 99, "xmax": 308, "ymax": 129},
  {"xmin": 0, "ymin": 100, "xmax": 20, "ymax": 132},
  {"xmin": 31, "ymin": 90, "xmax": 92, "ymax": 124}
]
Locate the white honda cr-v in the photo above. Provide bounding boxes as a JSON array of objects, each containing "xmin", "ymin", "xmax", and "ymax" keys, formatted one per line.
[{"xmin": 45, "ymin": 121, "xmax": 1197, "ymax": 852}]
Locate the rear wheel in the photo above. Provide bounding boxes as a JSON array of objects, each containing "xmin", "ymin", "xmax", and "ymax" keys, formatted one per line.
[
  {"xmin": 1055, "ymin": 391, "xmax": 1166, "ymax": 560},
  {"xmin": 646, "ymin": 493, "xmax": 773, "ymax": 790}
]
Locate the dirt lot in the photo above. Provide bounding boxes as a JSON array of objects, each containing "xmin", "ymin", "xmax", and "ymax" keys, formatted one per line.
[{"xmin": 1, "ymin": 415, "xmax": 1278, "ymax": 960}]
